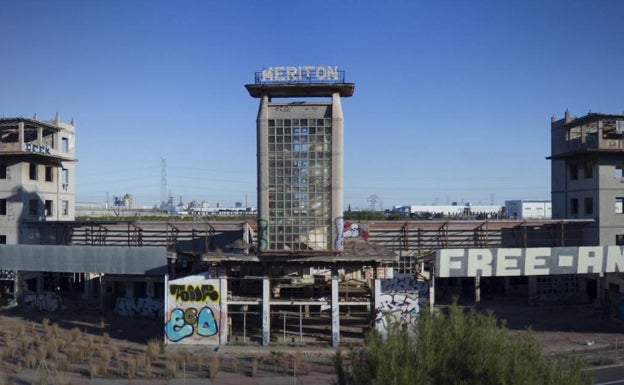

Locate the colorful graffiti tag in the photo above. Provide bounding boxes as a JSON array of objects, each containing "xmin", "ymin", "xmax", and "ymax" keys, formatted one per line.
[
  {"xmin": 376, "ymin": 273, "xmax": 429, "ymax": 334},
  {"xmin": 380, "ymin": 275, "xmax": 429, "ymax": 298},
  {"xmin": 333, "ymin": 217, "xmax": 344, "ymax": 250},
  {"xmin": 343, "ymin": 220, "xmax": 370, "ymax": 240},
  {"xmin": 165, "ymin": 306, "xmax": 218, "ymax": 342},
  {"xmin": 22, "ymin": 292, "xmax": 62, "ymax": 312},
  {"xmin": 165, "ymin": 277, "xmax": 223, "ymax": 345},
  {"xmin": 116, "ymin": 297, "xmax": 163, "ymax": 317},
  {"xmin": 375, "ymin": 293, "xmax": 419, "ymax": 332},
  {"xmin": 258, "ymin": 219, "xmax": 269, "ymax": 251},
  {"xmin": 169, "ymin": 284, "xmax": 219, "ymax": 302}
]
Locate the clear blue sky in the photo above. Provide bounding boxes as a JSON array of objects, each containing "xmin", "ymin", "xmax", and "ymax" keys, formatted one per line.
[{"xmin": 2, "ymin": 0, "xmax": 623, "ymax": 210}]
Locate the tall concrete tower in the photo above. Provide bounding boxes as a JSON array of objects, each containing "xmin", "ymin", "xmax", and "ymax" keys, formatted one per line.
[
  {"xmin": 246, "ymin": 66, "xmax": 354, "ymax": 254},
  {"xmin": 550, "ymin": 111, "xmax": 624, "ymax": 245},
  {"xmin": 0, "ymin": 116, "xmax": 77, "ymax": 245}
]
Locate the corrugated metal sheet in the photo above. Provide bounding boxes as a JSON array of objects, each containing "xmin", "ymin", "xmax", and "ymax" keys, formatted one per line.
[{"xmin": 0, "ymin": 245, "xmax": 166, "ymax": 275}]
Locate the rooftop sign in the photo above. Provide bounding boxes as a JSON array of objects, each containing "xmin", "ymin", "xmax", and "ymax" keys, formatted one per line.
[{"xmin": 256, "ymin": 66, "xmax": 344, "ymax": 84}]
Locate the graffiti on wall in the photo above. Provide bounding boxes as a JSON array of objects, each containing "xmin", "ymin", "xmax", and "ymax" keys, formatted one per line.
[
  {"xmin": 165, "ymin": 306, "xmax": 218, "ymax": 342},
  {"xmin": 262, "ymin": 307, "xmax": 270, "ymax": 346},
  {"xmin": 116, "ymin": 297, "xmax": 163, "ymax": 318},
  {"xmin": 380, "ymin": 275, "xmax": 429, "ymax": 298},
  {"xmin": 333, "ymin": 217, "xmax": 344, "ymax": 250},
  {"xmin": 375, "ymin": 293, "xmax": 419, "ymax": 333},
  {"xmin": 258, "ymin": 219, "xmax": 268, "ymax": 251},
  {"xmin": 376, "ymin": 273, "xmax": 429, "ymax": 334},
  {"xmin": 169, "ymin": 284, "xmax": 219, "ymax": 302},
  {"xmin": 22, "ymin": 292, "xmax": 62, "ymax": 312},
  {"xmin": 165, "ymin": 277, "xmax": 222, "ymax": 344},
  {"xmin": 343, "ymin": 221, "xmax": 370, "ymax": 240}
]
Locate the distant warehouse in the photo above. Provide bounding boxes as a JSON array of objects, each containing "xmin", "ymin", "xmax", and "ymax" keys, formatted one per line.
[
  {"xmin": 504, "ymin": 200, "xmax": 552, "ymax": 220},
  {"xmin": 395, "ymin": 204, "xmax": 502, "ymax": 218}
]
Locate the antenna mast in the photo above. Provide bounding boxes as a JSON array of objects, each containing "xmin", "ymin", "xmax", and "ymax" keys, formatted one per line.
[{"xmin": 161, "ymin": 157, "xmax": 167, "ymax": 206}]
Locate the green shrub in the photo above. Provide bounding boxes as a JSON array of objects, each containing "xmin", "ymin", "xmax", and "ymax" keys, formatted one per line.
[{"xmin": 346, "ymin": 303, "xmax": 588, "ymax": 385}]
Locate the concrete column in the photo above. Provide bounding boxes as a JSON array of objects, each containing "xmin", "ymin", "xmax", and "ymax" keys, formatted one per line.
[
  {"xmin": 37, "ymin": 127, "xmax": 43, "ymax": 145},
  {"xmin": 331, "ymin": 276, "xmax": 340, "ymax": 347},
  {"xmin": 82, "ymin": 272, "xmax": 91, "ymax": 300},
  {"xmin": 373, "ymin": 278, "xmax": 381, "ymax": 332},
  {"xmin": 528, "ymin": 276, "xmax": 537, "ymax": 305},
  {"xmin": 99, "ymin": 275, "xmax": 104, "ymax": 310},
  {"xmin": 331, "ymin": 92, "xmax": 344, "ymax": 251},
  {"xmin": 13, "ymin": 271, "xmax": 21, "ymax": 304},
  {"xmin": 18, "ymin": 122, "xmax": 24, "ymax": 147},
  {"xmin": 262, "ymin": 277, "xmax": 270, "ymax": 346},
  {"xmin": 475, "ymin": 276, "xmax": 481, "ymax": 303},
  {"xmin": 36, "ymin": 274, "xmax": 43, "ymax": 293},
  {"xmin": 219, "ymin": 278, "xmax": 228, "ymax": 345},
  {"xmin": 163, "ymin": 274, "xmax": 169, "ymax": 344},
  {"xmin": 429, "ymin": 266, "xmax": 435, "ymax": 315},
  {"xmin": 598, "ymin": 274, "xmax": 606, "ymax": 304},
  {"xmin": 257, "ymin": 95, "xmax": 270, "ymax": 251}
]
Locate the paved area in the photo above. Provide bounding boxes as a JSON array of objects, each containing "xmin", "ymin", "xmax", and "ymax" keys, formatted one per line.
[{"xmin": 478, "ymin": 300, "xmax": 624, "ymax": 356}]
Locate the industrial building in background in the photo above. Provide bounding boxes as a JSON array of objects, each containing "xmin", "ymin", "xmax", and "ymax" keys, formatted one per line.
[{"xmin": 504, "ymin": 200, "xmax": 552, "ymax": 220}]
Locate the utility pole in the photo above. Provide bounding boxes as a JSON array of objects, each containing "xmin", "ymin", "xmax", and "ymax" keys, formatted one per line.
[{"xmin": 161, "ymin": 157, "xmax": 167, "ymax": 209}]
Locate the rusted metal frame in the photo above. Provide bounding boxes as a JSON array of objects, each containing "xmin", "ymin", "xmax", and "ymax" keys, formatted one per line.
[
  {"xmin": 128, "ymin": 223, "xmax": 143, "ymax": 247},
  {"xmin": 437, "ymin": 222, "xmax": 449, "ymax": 248},
  {"xmin": 473, "ymin": 222, "xmax": 485, "ymax": 247},
  {"xmin": 511, "ymin": 221, "xmax": 528, "ymax": 247},
  {"xmin": 206, "ymin": 224, "xmax": 216, "ymax": 252},
  {"xmin": 400, "ymin": 222, "xmax": 409, "ymax": 251},
  {"xmin": 87, "ymin": 224, "xmax": 107, "ymax": 246},
  {"xmin": 54, "ymin": 223, "xmax": 70, "ymax": 245},
  {"xmin": 166, "ymin": 222, "xmax": 179, "ymax": 252}
]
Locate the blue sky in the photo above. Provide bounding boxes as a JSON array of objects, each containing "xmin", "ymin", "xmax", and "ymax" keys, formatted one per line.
[{"xmin": 2, "ymin": 0, "xmax": 623, "ymax": 210}]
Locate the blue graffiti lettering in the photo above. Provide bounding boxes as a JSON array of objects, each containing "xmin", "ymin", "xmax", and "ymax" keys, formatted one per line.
[
  {"xmin": 164, "ymin": 308, "xmax": 194, "ymax": 342},
  {"xmin": 197, "ymin": 306, "xmax": 218, "ymax": 337}
]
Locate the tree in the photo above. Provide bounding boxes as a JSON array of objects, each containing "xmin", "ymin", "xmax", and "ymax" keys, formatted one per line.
[{"xmin": 338, "ymin": 303, "xmax": 588, "ymax": 385}]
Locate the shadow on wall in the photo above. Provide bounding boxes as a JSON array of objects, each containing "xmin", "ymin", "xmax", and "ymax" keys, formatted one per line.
[{"xmin": 6, "ymin": 187, "xmax": 45, "ymax": 245}]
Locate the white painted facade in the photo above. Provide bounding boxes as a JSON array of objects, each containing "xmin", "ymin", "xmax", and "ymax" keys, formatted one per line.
[
  {"xmin": 398, "ymin": 204, "xmax": 502, "ymax": 217},
  {"xmin": 504, "ymin": 200, "xmax": 552, "ymax": 220}
]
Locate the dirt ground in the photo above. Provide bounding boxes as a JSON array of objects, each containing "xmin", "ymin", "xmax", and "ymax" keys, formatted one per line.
[
  {"xmin": 1, "ymin": 300, "xmax": 624, "ymax": 384},
  {"xmin": 0, "ymin": 305, "xmax": 337, "ymax": 384}
]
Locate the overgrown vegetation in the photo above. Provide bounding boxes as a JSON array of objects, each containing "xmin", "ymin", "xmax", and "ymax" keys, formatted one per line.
[
  {"xmin": 0, "ymin": 315, "xmax": 330, "ymax": 381},
  {"xmin": 336, "ymin": 303, "xmax": 589, "ymax": 385}
]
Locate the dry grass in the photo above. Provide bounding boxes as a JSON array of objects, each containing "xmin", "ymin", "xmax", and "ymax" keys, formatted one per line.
[
  {"xmin": 15, "ymin": 324, "xmax": 25, "ymax": 338},
  {"xmin": 0, "ymin": 312, "xmax": 333, "ymax": 382},
  {"xmin": 88, "ymin": 363, "xmax": 99, "ymax": 378},
  {"xmin": 251, "ymin": 356, "xmax": 259, "ymax": 377},
  {"xmin": 146, "ymin": 338, "xmax": 161, "ymax": 359},
  {"xmin": 102, "ymin": 331, "xmax": 110, "ymax": 344},
  {"xmin": 165, "ymin": 360, "xmax": 179, "ymax": 378},
  {"xmin": 127, "ymin": 357, "xmax": 137, "ymax": 379},
  {"xmin": 209, "ymin": 355, "xmax": 220, "ymax": 379},
  {"xmin": 69, "ymin": 327, "xmax": 81, "ymax": 342}
]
